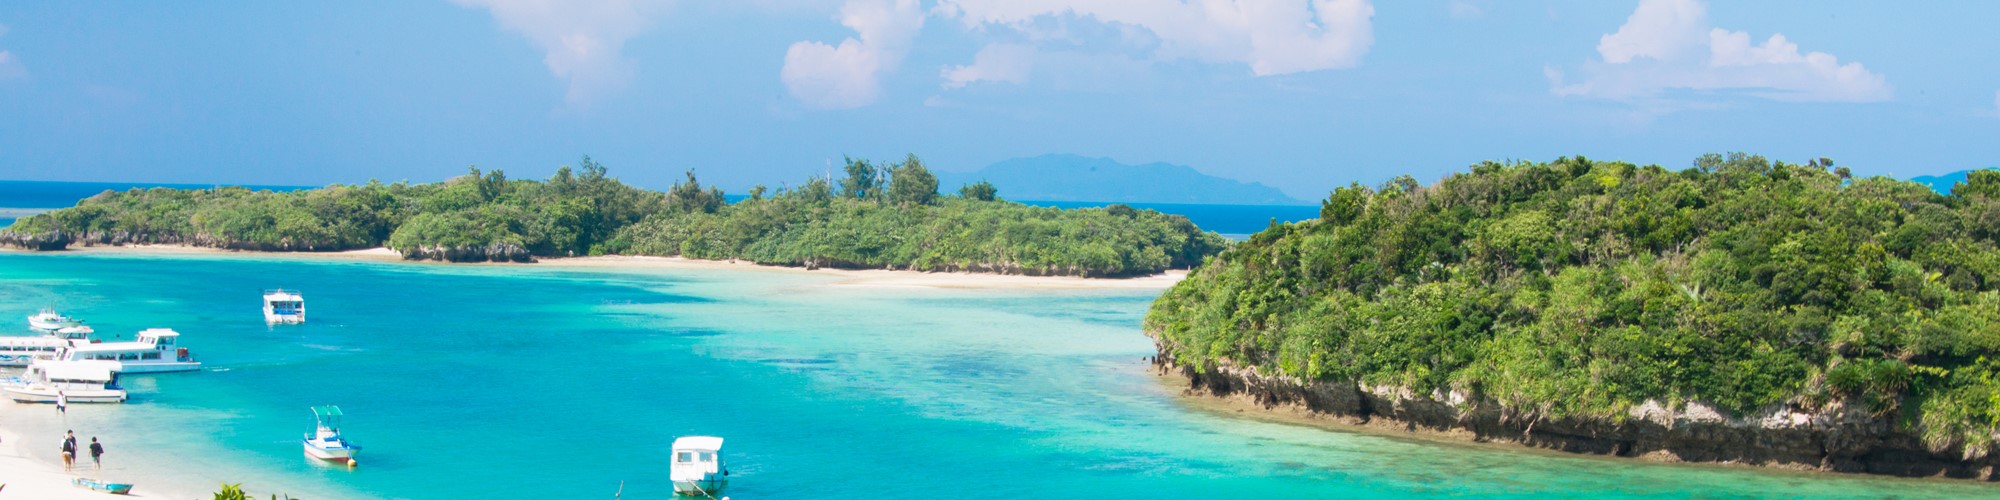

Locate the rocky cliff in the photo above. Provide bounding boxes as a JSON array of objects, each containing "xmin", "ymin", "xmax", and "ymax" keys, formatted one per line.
[{"xmin": 1151, "ymin": 342, "xmax": 2000, "ymax": 481}]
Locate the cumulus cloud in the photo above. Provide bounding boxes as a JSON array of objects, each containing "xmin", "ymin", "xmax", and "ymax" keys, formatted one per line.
[
  {"xmin": 936, "ymin": 0, "xmax": 1374, "ymax": 77},
  {"xmin": 781, "ymin": 0, "xmax": 925, "ymax": 109},
  {"xmin": 941, "ymin": 43, "xmax": 1034, "ymax": 89},
  {"xmin": 1554, "ymin": 0, "xmax": 1889, "ymax": 103},
  {"xmin": 453, "ymin": 0, "xmax": 665, "ymax": 107}
]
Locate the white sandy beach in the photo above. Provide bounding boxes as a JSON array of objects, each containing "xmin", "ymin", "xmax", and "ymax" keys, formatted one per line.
[
  {"xmin": 35, "ymin": 245, "xmax": 1190, "ymax": 290},
  {"xmin": 0, "ymin": 404, "xmax": 195, "ymax": 499}
]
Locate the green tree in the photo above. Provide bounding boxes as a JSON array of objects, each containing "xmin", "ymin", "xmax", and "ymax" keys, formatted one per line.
[
  {"xmin": 667, "ymin": 170, "xmax": 724, "ymax": 214},
  {"xmin": 959, "ymin": 180, "xmax": 998, "ymax": 201},
  {"xmin": 1954, "ymin": 169, "xmax": 2000, "ymax": 200},
  {"xmin": 839, "ymin": 157, "xmax": 884, "ymax": 200},
  {"xmin": 887, "ymin": 154, "xmax": 940, "ymax": 206},
  {"xmin": 1320, "ymin": 183, "xmax": 1370, "ymax": 225}
]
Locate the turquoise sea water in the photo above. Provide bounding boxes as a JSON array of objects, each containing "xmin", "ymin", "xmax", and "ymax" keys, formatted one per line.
[{"xmin": 4, "ymin": 252, "xmax": 1998, "ymax": 498}]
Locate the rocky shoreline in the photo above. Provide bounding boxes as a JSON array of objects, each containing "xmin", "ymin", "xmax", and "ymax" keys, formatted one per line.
[{"xmin": 1150, "ymin": 343, "xmax": 2000, "ymax": 481}]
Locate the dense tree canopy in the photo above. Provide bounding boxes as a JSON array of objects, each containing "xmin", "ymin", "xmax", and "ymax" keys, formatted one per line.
[
  {"xmin": 604, "ymin": 157, "xmax": 1226, "ymax": 277},
  {"xmin": 4, "ymin": 154, "xmax": 1226, "ymax": 276},
  {"xmin": 1147, "ymin": 154, "xmax": 2000, "ymax": 453}
]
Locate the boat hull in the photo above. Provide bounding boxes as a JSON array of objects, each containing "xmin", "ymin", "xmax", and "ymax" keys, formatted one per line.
[
  {"xmin": 672, "ymin": 477, "xmax": 727, "ymax": 496},
  {"xmin": 265, "ymin": 314, "xmax": 305, "ymax": 324},
  {"xmin": 72, "ymin": 478, "xmax": 135, "ymax": 495},
  {"xmin": 111, "ymin": 361, "xmax": 203, "ymax": 373},
  {"xmin": 4, "ymin": 386, "xmax": 126, "ymax": 403},
  {"xmin": 0, "ymin": 353, "xmax": 56, "ymax": 367},
  {"xmin": 304, "ymin": 442, "xmax": 359, "ymax": 463}
]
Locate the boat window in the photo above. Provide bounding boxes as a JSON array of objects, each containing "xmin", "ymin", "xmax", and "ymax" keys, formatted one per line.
[
  {"xmin": 677, "ymin": 451, "xmax": 693, "ymax": 463},
  {"xmin": 143, "ymin": 352, "xmax": 161, "ymax": 360},
  {"xmin": 699, "ymin": 451, "xmax": 714, "ymax": 462}
]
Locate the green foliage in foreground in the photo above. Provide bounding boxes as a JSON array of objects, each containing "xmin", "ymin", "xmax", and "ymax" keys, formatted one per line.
[
  {"xmin": 5, "ymin": 154, "xmax": 1226, "ymax": 275},
  {"xmin": 1148, "ymin": 154, "xmax": 2000, "ymax": 452}
]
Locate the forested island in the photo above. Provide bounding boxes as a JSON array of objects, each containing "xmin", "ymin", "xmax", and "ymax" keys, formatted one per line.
[
  {"xmin": 1147, "ymin": 154, "xmax": 2000, "ymax": 479},
  {"xmin": 0, "ymin": 155, "xmax": 1227, "ymax": 277}
]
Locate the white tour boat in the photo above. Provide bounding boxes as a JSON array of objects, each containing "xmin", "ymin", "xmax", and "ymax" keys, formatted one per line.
[
  {"xmin": 303, "ymin": 405, "xmax": 361, "ymax": 466},
  {"xmin": 27, "ymin": 306, "xmax": 82, "ymax": 332},
  {"xmin": 0, "ymin": 326, "xmax": 93, "ymax": 367},
  {"xmin": 670, "ymin": 436, "xmax": 730, "ymax": 496},
  {"xmin": 55, "ymin": 328, "xmax": 201, "ymax": 373},
  {"xmin": 2, "ymin": 359, "xmax": 126, "ymax": 403},
  {"xmin": 264, "ymin": 289, "xmax": 306, "ymax": 324}
]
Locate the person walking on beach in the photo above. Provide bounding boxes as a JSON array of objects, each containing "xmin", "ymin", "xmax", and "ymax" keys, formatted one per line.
[
  {"xmin": 89, "ymin": 437, "xmax": 105, "ymax": 469},
  {"xmin": 56, "ymin": 390, "xmax": 68, "ymax": 414},
  {"xmin": 60, "ymin": 430, "xmax": 77, "ymax": 472}
]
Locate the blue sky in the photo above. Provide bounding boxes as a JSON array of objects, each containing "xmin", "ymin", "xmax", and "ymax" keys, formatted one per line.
[{"xmin": 0, "ymin": 0, "xmax": 1994, "ymax": 201}]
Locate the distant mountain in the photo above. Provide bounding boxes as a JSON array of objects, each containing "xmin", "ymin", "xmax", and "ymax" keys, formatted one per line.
[
  {"xmin": 1910, "ymin": 169, "xmax": 1998, "ymax": 195},
  {"xmin": 935, "ymin": 154, "xmax": 1307, "ymax": 205}
]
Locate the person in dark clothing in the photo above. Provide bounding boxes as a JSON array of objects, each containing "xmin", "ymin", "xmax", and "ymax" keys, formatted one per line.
[
  {"xmin": 60, "ymin": 431, "xmax": 77, "ymax": 471},
  {"xmin": 89, "ymin": 437, "xmax": 105, "ymax": 468}
]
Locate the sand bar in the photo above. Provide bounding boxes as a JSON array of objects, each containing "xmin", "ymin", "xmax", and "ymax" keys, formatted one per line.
[{"xmin": 17, "ymin": 245, "xmax": 1188, "ymax": 290}]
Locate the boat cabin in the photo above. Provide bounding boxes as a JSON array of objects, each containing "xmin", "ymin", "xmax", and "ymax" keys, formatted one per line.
[
  {"xmin": 0, "ymin": 337, "xmax": 78, "ymax": 367},
  {"xmin": 63, "ymin": 328, "xmax": 188, "ymax": 363},
  {"xmin": 670, "ymin": 436, "xmax": 729, "ymax": 495},
  {"xmin": 26, "ymin": 359, "xmax": 122, "ymax": 390},
  {"xmin": 264, "ymin": 289, "xmax": 305, "ymax": 323}
]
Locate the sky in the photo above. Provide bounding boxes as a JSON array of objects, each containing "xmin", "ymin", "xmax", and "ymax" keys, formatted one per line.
[{"xmin": 0, "ymin": 0, "xmax": 1995, "ymax": 201}]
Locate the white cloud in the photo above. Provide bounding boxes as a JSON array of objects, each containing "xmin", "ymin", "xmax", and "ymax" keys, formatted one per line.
[
  {"xmin": 780, "ymin": 0, "xmax": 924, "ymax": 109},
  {"xmin": 452, "ymin": 0, "xmax": 665, "ymax": 107},
  {"xmin": 1595, "ymin": 0, "xmax": 1703, "ymax": 64},
  {"xmin": 941, "ymin": 43, "xmax": 1034, "ymax": 89},
  {"xmin": 936, "ymin": 0, "xmax": 1374, "ymax": 77},
  {"xmin": 1554, "ymin": 0, "xmax": 1889, "ymax": 104}
]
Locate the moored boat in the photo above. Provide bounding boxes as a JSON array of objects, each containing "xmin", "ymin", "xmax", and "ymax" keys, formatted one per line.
[
  {"xmin": 2, "ymin": 359, "xmax": 126, "ymax": 403},
  {"xmin": 670, "ymin": 436, "xmax": 729, "ymax": 496},
  {"xmin": 303, "ymin": 405, "xmax": 361, "ymax": 466},
  {"xmin": 264, "ymin": 289, "xmax": 305, "ymax": 324},
  {"xmin": 71, "ymin": 477, "xmax": 135, "ymax": 495},
  {"xmin": 55, "ymin": 328, "xmax": 200, "ymax": 373},
  {"xmin": 0, "ymin": 324, "xmax": 95, "ymax": 367},
  {"xmin": 27, "ymin": 306, "xmax": 82, "ymax": 332}
]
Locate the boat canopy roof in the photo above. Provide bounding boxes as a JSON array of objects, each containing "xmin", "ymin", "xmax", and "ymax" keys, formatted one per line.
[
  {"xmin": 34, "ymin": 360, "xmax": 121, "ymax": 381},
  {"xmin": 264, "ymin": 289, "xmax": 303, "ymax": 300},
  {"xmin": 313, "ymin": 405, "xmax": 344, "ymax": 419},
  {"xmin": 137, "ymin": 328, "xmax": 180, "ymax": 337},
  {"xmin": 671, "ymin": 436, "xmax": 724, "ymax": 452}
]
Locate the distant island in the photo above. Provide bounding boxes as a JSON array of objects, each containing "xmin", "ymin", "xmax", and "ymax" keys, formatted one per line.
[
  {"xmin": 936, "ymin": 154, "xmax": 1305, "ymax": 205},
  {"xmin": 1147, "ymin": 154, "xmax": 2000, "ymax": 479},
  {"xmin": 0, "ymin": 155, "xmax": 1228, "ymax": 277},
  {"xmin": 1911, "ymin": 168, "xmax": 1999, "ymax": 195}
]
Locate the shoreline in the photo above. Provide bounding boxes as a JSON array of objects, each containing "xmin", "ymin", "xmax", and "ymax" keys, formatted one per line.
[
  {"xmin": 1147, "ymin": 353, "xmax": 2000, "ymax": 483},
  {"xmin": 1147, "ymin": 368, "xmax": 2000, "ymax": 490},
  {"xmin": 5, "ymin": 245, "xmax": 1188, "ymax": 290},
  {"xmin": 0, "ymin": 403, "xmax": 200, "ymax": 499}
]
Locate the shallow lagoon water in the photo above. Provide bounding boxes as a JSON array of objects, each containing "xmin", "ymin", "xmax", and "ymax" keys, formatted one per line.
[{"xmin": 1, "ymin": 252, "xmax": 1997, "ymax": 499}]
